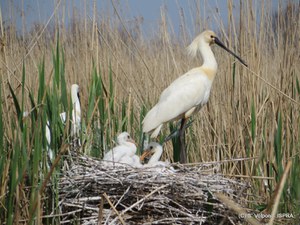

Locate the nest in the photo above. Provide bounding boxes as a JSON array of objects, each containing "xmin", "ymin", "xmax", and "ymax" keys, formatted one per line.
[{"xmin": 58, "ymin": 153, "xmax": 252, "ymax": 224}]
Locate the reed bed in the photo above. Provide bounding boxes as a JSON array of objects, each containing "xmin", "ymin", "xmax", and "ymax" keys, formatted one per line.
[{"xmin": 0, "ymin": 0, "xmax": 299, "ymax": 224}]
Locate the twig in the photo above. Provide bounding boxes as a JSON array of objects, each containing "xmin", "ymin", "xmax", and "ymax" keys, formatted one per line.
[
  {"xmin": 215, "ymin": 192, "xmax": 261, "ymax": 225},
  {"xmin": 102, "ymin": 193, "xmax": 126, "ymax": 225},
  {"xmin": 178, "ymin": 156, "xmax": 259, "ymax": 166},
  {"xmin": 98, "ymin": 195, "xmax": 104, "ymax": 225},
  {"xmin": 268, "ymin": 160, "xmax": 292, "ymax": 225},
  {"xmin": 246, "ymin": 67, "xmax": 300, "ymax": 106},
  {"xmin": 110, "ymin": 184, "xmax": 169, "ymax": 224}
]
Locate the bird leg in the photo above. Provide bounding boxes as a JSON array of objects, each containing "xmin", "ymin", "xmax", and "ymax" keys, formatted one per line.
[{"xmin": 179, "ymin": 118, "xmax": 187, "ymax": 163}]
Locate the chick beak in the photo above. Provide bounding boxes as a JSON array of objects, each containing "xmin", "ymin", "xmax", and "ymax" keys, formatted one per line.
[{"xmin": 140, "ymin": 150, "xmax": 151, "ymax": 161}]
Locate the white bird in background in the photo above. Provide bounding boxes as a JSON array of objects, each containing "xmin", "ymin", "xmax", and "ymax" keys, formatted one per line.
[
  {"xmin": 71, "ymin": 84, "xmax": 81, "ymax": 139},
  {"xmin": 140, "ymin": 142, "xmax": 169, "ymax": 167},
  {"xmin": 46, "ymin": 84, "xmax": 81, "ymax": 160},
  {"xmin": 103, "ymin": 132, "xmax": 138, "ymax": 165},
  {"xmin": 142, "ymin": 30, "xmax": 247, "ymax": 163}
]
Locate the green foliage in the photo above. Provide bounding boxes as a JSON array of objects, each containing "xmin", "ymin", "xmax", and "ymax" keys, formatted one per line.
[
  {"xmin": 87, "ymin": 63, "xmax": 141, "ymax": 158},
  {"xmin": 8, "ymin": 83, "xmax": 22, "ymax": 130},
  {"xmin": 290, "ymin": 156, "xmax": 300, "ymax": 214},
  {"xmin": 0, "ymin": 39, "xmax": 74, "ymax": 224},
  {"xmin": 87, "ymin": 66, "xmax": 106, "ymax": 157},
  {"xmin": 169, "ymin": 122, "xmax": 180, "ymax": 162},
  {"xmin": 274, "ymin": 111, "xmax": 283, "ymax": 182}
]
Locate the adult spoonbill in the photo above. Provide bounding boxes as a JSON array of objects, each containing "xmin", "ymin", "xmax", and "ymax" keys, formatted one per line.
[
  {"xmin": 142, "ymin": 30, "xmax": 247, "ymax": 163},
  {"xmin": 46, "ymin": 84, "xmax": 81, "ymax": 160},
  {"xmin": 103, "ymin": 132, "xmax": 137, "ymax": 164},
  {"xmin": 140, "ymin": 142, "xmax": 169, "ymax": 167}
]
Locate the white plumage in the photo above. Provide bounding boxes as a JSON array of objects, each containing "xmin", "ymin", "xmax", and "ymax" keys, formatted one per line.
[
  {"xmin": 141, "ymin": 142, "xmax": 169, "ymax": 167},
  {"xmin": 103, "ymin": 132, "xmax": 137, "ymax": 164},
  {"xmin": 142, "ymin": 67, "xmax": 213, "ymax": 138},
  {"xmin": 142, "ymin": 30, "xmax": 247, "ymax": 163},
  {"xmin": 46, "ymin": 84, "xmax": 81, "ymax": 160}
]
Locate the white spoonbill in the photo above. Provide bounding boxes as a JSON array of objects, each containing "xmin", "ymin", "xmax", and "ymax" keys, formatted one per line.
[
  {"xmin": 140, "ymin": 142, "xmax": 169, "ymax": 167},
  {"xmin": 46, "ymin": 84, "xmax": 81, "ymax": 160},
  {"xmin": 103, "ymin": 132, "xmax": 137, "ymax": 164},
  {"xmin": 60, "ymin": 84, "xmax": 81, "ymax": 139},
  {"xmin": 142, "ymin": 30, "xmax": 247, "ymax": 163}
]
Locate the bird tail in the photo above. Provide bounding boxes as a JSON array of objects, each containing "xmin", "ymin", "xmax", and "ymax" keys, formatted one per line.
[
  {"xmin": 142, "ymin": 106, "xmax": 162, "ymax": 137},
  {"xmin": 150, "ymin": 124, "xmax": 163, "ymax": 138}
]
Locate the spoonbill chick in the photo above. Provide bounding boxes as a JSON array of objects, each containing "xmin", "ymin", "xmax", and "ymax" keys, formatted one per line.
[
  {"xmin": 103, "ymin": 132, "xmax": 137, "ymax": 164},
  {"xmin": 142, "ymin": 30, "xmax": 247, "ymax": 163},
  {"xmin": 140, "ymin": 142, "xmax": 169, "ymax": 167}
]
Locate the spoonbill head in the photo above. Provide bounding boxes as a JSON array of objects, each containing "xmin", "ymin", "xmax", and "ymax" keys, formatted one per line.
[
  {"xmin": 103, "ymin": 132, "xmax": 137, "ymax": 163},
  {"xmin": 187, "ymin": 30, "xmax": 247, "ymax": 67},
  {"xmin": 117, "ymin": 132, "xmax": 137, "ymax": 146},
  {"xmin": 140, "ymin": 142, "xmax": 163, "ymax": 165}
]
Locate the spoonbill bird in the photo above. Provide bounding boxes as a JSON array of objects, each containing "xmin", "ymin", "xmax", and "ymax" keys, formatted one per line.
[
  {"xmin": 140, "ymin": 142, "xmax": 169, "ymax": 167},
  {"xmin": 46, "ymin": 84, "xmax": 81, "ymax": 160},
  {"xmin": 103, "ymin": 132, "xmax": 137, "ymax": 164},
  {"xmin": 142, "ymin": 30, "xmax": 247, "ymax": 163}
]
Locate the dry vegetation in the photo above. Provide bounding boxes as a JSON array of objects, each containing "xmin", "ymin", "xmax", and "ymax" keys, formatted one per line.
[
  {"xmin": 0, "ymin": 0, "xmax": 299, "ymax": 224},
  {"xmin": 59, "ymin": 152, "xmax": 251, "ymax": 224}
]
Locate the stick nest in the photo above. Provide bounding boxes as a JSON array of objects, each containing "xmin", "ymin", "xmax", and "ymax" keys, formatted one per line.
[{"xmin": 58, "ymin": 153, "xmax": 252, "ymax": 224}]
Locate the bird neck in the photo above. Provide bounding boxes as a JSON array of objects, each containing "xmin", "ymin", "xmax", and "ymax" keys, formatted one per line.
[
  {"xmin": 199, "ymin": 42, "xmax": 218, "ymax": 75},
  {"xmin": 148, "ymin": 146, "xmax": 163, "ymax": 164},
  {"xmin": 71, "ymin": 92, "xmax": 81, "ymax": 116}
]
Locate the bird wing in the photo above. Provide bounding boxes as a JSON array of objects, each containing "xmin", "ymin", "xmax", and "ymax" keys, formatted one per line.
[
  {"xmin": 143, "ymin": 68, "xmax": 212, "ymax": 132},
  {"xmin": 103, "ymin": 145, "xmax": 131, "ymax": 162}
]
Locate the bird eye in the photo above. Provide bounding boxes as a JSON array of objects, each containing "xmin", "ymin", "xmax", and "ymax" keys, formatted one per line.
[
  {"xmin": 210, "ymin": 35, "xmax": 214, "ymax": 38},
  {"xmin": 150, "ymin": 146, "xmax": 153, "ymax": 150},
  {"xmin": 127, "ymin": 135, "xmax": 130, "ymax": 139}
]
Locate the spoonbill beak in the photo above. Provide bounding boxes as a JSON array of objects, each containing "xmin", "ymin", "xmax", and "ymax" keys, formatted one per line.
[
  {"xmin": 140, "ymin": 150, "xmax": 152, "ymax": 161},
  {"xmin": 214, "ymin": 37, "xmax": 248, "ymax": 67}
]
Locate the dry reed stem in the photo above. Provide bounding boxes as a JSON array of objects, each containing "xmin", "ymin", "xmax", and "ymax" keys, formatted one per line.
[
  {"xmin": 97, "ymin": 195, "xmax": 104, "ymax": 225},
  {"xmin": 246, "ymin": 67, "xmax": 300, "ymax": 106},
  {"xmin": 102, "ymin": 193, "xmax": 126, "ymax": 225},
  {"xmin": 268, "ymin": 160, "xmax": 292, "ymax": 225},
  {"xmin": 215, "ymin": 192, "xmax": 261, "ymax": 225}
]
